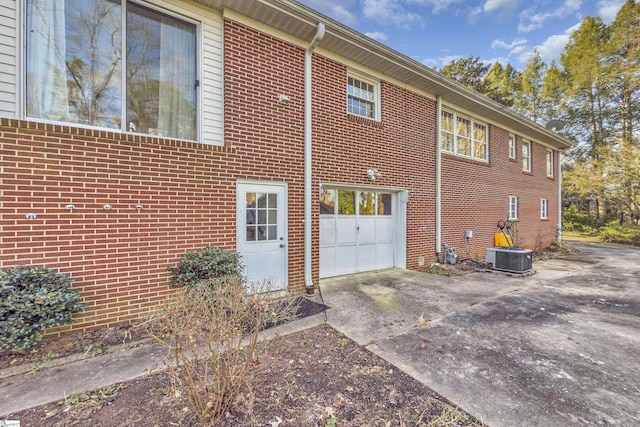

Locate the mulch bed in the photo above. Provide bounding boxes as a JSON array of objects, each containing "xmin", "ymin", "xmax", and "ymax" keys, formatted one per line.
[{"xmin": 7, "ymin": 323, "xmax": 484, "ymax": 426}]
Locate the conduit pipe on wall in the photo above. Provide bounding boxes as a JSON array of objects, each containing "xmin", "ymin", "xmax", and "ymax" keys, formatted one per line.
[
  {"xmin": 557, "ymin": 151, "xmax": 562, "ymax": 244},
  {"xmin": 435, "ymin": 95, "xmax": 442, "ymax": 259},
  {"xmin": 304, "ymin": 22, "xmax": 325, "ymax": 294}
]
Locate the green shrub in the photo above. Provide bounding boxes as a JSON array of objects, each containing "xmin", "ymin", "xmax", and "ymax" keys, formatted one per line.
[
  {"xmin": 168, "ymin": 246, "xmax": 242, "ymax": 288},
  {"xmin": 0, "ymin": 265, "xmax": 85, "ymax": 351},
  {"xmin": 600, "ymin": 225, "xmax": 640, "ymax": 246},
  {"xmin": 562, "ymin": 205, "xmax": 600, "ymax": 232}
]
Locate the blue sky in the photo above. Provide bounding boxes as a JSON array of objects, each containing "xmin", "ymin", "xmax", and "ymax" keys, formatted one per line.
[{"xmin": 298, "ymin": 0, "xmax": 626, "ymax": 70}]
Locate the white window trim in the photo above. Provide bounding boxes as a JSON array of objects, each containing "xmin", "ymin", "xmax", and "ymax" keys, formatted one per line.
[
  {"xmin": 20, "ymin": 0, "xmax": 205, "ymax": 143},
  {"xmin": 508, "ymin": 196, "xmax": 518, "ymax": 220},
  {"xmin": 541, "ymin": 198, "xmax": 549, "ymax": 219},
  {"xmin": 441, "ymin": 109, "xmax": 489, "ymax": 162},
  {"xmin": 346, "ymin": 72, "xmax": 381, "ymax": 121},
  {"xmin": 546, "ymin": 149, "xmax": 554, "ymax": 177},
  {"xmin": 508, "ymin": 133, "xmax": 516, "ymax": 159},
  {"xmin": 522, "ymin": 140, "xmax": 532, "ymax": 172}
]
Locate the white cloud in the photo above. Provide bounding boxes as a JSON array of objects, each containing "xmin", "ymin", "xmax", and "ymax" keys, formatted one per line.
[
  {"xmin": 362, "ymin": 0, "xmax": 423, "ymax": 27},
  {"xmin": 299, "ymin": 0, "xmax": 358, "ymax": 25},
  {"xmin": 491, "ymin": 37, "xmax": 528, "ymax": 51},
  {"xmin": 597, "ymin": 0, "xmax": 625, "ymax": 23},
  {"xmin": 518, "ymin": 0, "xmax": 582, "ymax": 33},
  {"xmin": 484, "ymin": 0, "xmax": 518, "ymax": 13},
  {"xmin": 364, "ymin": 31, "xmax": 389, "ymax": 41},
  {"xmin": 518, "ymin": 23, "xmax": 581, "ymax": 66},
  {"xmin": 407, "ymin": 0, "xmax": 465, "ymax": 14}
]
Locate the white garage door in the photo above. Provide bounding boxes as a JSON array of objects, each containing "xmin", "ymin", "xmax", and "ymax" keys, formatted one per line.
[{"xmin": 320, "ymin": 188, "xmax": 395, "ymax": 278}]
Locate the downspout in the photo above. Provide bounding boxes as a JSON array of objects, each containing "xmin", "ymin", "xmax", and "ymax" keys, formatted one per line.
[
  {"xmin": 304, "ymin": 23, "xmax": 325, "ymax": 294},
  {"xmin": 557, "ymin": 151, "xmax": 562, "ymax": 244},
  {"xmin": 435, "ymin": 96, "xmax": 442, "ymax": 261}
]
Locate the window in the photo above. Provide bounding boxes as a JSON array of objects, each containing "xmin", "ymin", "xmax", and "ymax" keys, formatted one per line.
[
  {"xmin": 440, "ymin": 110, "xmax": 488, "ymax": 161},
  {"xmin": 522, "ymin": 140, "xmax": 531, "ymax": 172},
  {"xmin": 320, "ymin": 189, "xmax": 391, "ymax": 216},
  {"xmin": 540, "ymin": 199, "xmax": 549, "ymax": 219},
  {"xmin": 546, "ymin": 149, "xmax": 554, "ymax": 177},
  {"xmin": 508, "ymin": 196, "xmax": 518, "ymax": 220},
  {"xmin": 25, "ymin": 0, "xmax": 198, "ymax": 141},
  {"xmin": 347, "ymin": 75, "xmax": 378, "ymax": 120},
  {"xmin": 509, "ymin": 134, "xmax": 516, "ymax": 159}
]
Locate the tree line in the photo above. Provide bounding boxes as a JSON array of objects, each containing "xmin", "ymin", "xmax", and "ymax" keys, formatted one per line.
[{"xmin": 439, "ymin": 0, "xmax": 639, "ymax": 225}]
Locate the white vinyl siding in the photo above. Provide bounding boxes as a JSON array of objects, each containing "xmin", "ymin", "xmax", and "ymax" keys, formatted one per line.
[
  {"xmin": 0, "ymin": 1, "xmax": 17, "ymax": 118},
  {"xmin": 199, "ymin": 6, "xmax": 224, "ymax": 145}
]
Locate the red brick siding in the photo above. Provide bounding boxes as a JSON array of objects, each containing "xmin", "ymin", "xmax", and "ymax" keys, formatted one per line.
[
  {"xmin": 441, "ymin": 126, "xmax": 558, "ymax": 258},
  {"xmin": 311, "ymin": 55, "xmax": 437, "ymax": 271},
  {"xmin": 0, "ymin": 20, "xmax": 308, "ymax": 335}
]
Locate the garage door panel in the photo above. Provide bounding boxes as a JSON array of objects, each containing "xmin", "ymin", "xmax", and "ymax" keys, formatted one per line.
[
  {"xmin": 376, "ymin": 217, "xmax": 394, "ymax": 241},
  {"xmin": 336, "ymin": 218, "xmax": 357, "ymax": 244},
  {"xmin": 376, "ymin": 243, "xmax": 395, "ymax": 268},
  {"xmin": 358, "ymin": 217, "xmax": 376, "ymax": 243},
  {"xmin": 335, "ymin": 246, "xmax": 357, "ymax": 275},
  {"xmin": 320, "ymin": 247, "xmax": 336, "ymax": 278},
  {"xmin": 357, "ymin": 244, "xmax": 377, "ymax": 271},
  {"xmin": 320, "ymin": 217, "xmax": 336, "ymax": 245}
]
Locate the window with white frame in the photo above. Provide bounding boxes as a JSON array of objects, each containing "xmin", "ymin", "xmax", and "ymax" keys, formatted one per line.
[
  {"xmin": 509, "ymin": 134, "xmax": 516, "ymax": 159},
  {"xmin": 508, "ymin": 196, "xmax": 518, "ymax": 220},
  {"xmin": 440, "ymin": 110, "xmax": 488, "ymax": 161},
  {"xmin": 540, "ymin": 198, "xmax": 549, "ymax": 219},
  {"xmin": 25, "ymin": 0, "xmax": 199, "ymax": 141},
  {"xmin": 347, "ymin": 75, "xmax": 378, "ymax": 120},
  {"xmin": 522, "ymin": 140, "xmax": 531, "ymax": 172},
  {"xmin": 546, "ymin": 149, "xmax": 554, "ymax": 177}
]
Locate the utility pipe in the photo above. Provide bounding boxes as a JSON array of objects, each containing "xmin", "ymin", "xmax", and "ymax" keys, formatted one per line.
[
  {"xmin": 557, "ymin": 151, "xmax": 562, "ymax": 244},
  {"xmin": 435, "ymin": 96, "xmax": 442, "ymax": 259},
  {"xmin": 304, "ymin": 23, "xmax": 325, "ymax": 294}
]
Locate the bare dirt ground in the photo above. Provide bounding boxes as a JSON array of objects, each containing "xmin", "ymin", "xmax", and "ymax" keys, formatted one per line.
[{"xmin": 6, "ymin": 324, "xmax": 484, "ymax": 426}]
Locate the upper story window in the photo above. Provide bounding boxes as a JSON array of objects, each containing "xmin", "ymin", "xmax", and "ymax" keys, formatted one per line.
[
  {"xmin": 25, "ymin": 0, "xmax": 199, "ymax": 141},
  {"xmin": 522, "ymin": 140, "xmax": 532, "ymax": 172},
  {"xmin": 441, "ymin": 110, "xmax": 488, "ymax": 161},
  {"xmin": 546, "ymin": 149, "xmax": 554, "ymax": 177},
  {"xmin": 347, "ymin": 75, "xmax": 379, "ymax": 120},
  {"xmin": 509, "ymin": 134, "xmax": 516, "ymax": 159}
]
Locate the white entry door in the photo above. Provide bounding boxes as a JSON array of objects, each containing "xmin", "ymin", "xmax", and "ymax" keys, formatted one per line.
[{"xmin": 237, "ymin": 183, "xmax": 287, "ymax": 290}]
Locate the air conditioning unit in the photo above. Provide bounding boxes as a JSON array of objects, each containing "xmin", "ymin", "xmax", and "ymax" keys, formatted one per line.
[{"xmin": 485, "ymin": 247, "xmax": 532, "ymax": 273}]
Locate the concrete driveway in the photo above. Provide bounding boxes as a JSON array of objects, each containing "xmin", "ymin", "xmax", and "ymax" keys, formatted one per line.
[{"xmin": 319, "ymin": 241, "xmax": 640, "ymax": 426}]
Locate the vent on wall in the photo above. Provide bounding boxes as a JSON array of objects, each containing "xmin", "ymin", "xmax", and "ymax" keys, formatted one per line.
[{"xmin": 485, "ymin": 247, "xmax": 532, "ymax": 273}]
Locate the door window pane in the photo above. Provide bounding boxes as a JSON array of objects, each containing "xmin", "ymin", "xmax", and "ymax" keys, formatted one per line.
[
  {"xmin": 359, "ymin": 192, "xmax": 376, "ymax": 215},
  {"xmin": 320, "ymin": 188, "xmax": 336, "ymax": 214},
  {"xmin": 245, "ymin": 192, "xmax": 278, "ymax": 242},
  {"xmin": 338, "ymin": 190, "xmax": 355, "ymax": 215},
  {"xmin": 378, "ymin": 194, "xmax": 392, "ymax": 215}
]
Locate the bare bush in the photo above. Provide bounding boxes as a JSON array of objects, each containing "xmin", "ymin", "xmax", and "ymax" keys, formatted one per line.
[{"xmin": 150, "ymin": 278, "xmax": 297, "ymax": 425}]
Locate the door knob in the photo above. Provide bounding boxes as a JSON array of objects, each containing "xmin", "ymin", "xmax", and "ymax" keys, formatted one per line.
[{"xmin": 280, "ymin": 243, "xmax": 285, "ymax": 248}]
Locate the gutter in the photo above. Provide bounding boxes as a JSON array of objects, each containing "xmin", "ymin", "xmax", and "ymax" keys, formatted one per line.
[
  {"xmin": 435, "ymin": 96, "xmax": 442, "ymax": 259},
  {"xmin": 304, "ymin": 22, "xmax": 325, "ymax": 295}
]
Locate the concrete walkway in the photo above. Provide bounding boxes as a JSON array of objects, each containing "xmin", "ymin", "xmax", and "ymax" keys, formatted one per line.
[{"xmin": 320, "ymin": 241, "xmax": 640, "ymax": 427}]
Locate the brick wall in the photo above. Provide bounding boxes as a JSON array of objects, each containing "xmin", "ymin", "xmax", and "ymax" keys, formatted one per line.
[
  {"xmin": 0, "ymin": 19, "xmax": 560, "ymax": 335},
  {"xmin": 0, "ymin": 20, "xmax": 308, "ymax": 335},
  {"xmin": 441, "ymin": 126, "xmax": 559, "ymax": 259},
  {"xmin": 311, "ymin": 55, "xmax": 438, "ymax": 271}
]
